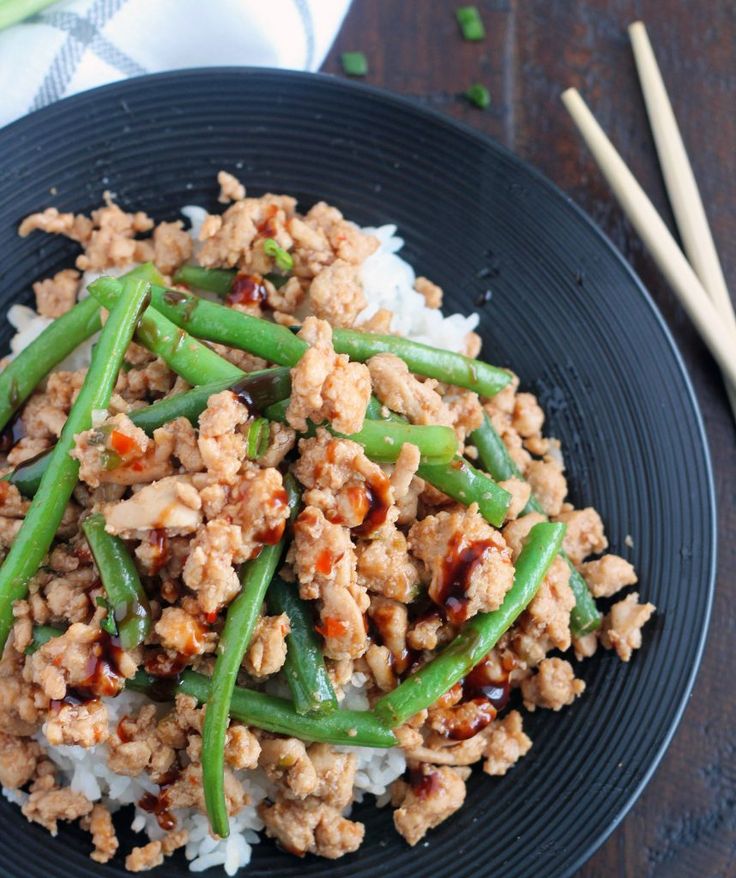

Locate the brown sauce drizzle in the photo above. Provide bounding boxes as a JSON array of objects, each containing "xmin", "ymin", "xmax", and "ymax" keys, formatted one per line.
[
  {"xmin": 0, "ymin": 414, "xmax": 25, "ymax": 453},
  {"xmin": 256, "ymin": 204, "xmax": 279, "ymax": 237},
  {"xmin": 463, "ymin": 656, "xmax": 512, "ymax": 712},
  {"xmin": 139, "ymin": 767, "xmax": 181, "ymax": 831},
  {"xmin": 144, "ymin": 649, "xmax": 189, "ymax": 679},
  {"xmin": 351, "ymin": 472, "xmax": 392, "ymax": 538},
  {"xmin": 436, "ymin": 533, "xmax": 493, "ymax": 624},
  {"xmin": 71, "ymin": 631, "xmax": 127, "ymax": 699},
  {"xmin": 226, "ymin": 273, "xmax": 267, "ymax": 307},
  {"xmin": 408, "ymin": 766, "xmax": 441, "ymax": 799},
  {"xmin": 231, "ymin": 374, "xmax": 279, "ymax": 415}
]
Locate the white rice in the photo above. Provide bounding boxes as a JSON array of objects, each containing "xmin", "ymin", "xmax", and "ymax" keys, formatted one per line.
[{"xmin": 1, "ymin": 209, "xmax": 480, "ymax": 871}]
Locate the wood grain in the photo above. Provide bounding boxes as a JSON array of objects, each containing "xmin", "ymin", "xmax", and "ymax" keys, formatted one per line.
[{"xmin": 323, "ymin": 3, "xmax": 735, "ymax": 876}]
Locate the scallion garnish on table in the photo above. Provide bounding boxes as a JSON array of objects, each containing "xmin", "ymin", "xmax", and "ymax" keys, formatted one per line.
[
  {"xmin": 341, "ymin": 51, "xmax": 368, "ymax": 77},
  {"xmin": 456, "ymin": 5, "xmax": 485, "ymax": 41},
  {"xmin": 465, "ymin": 82, "xmax": 491, "ymax": 109}
]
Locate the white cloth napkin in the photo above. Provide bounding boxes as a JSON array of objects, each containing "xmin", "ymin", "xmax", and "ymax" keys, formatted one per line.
[{"xmin": 0, "ymin": 0, "xmax": 351, "ymax": 128}]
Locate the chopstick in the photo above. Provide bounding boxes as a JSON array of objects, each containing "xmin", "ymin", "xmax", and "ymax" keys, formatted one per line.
[
  {"xmin": 561, "ymin": 87, "xmax": 736, "ymax": 392},
  {"xmin": 628, "ymin": 20, "xmax": 736, "ymax": 418}
]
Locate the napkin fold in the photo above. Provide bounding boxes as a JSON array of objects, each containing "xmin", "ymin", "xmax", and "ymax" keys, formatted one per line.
[{"xmin": 0, "ymin": 0, "xmax": 351, "ymax": 127}]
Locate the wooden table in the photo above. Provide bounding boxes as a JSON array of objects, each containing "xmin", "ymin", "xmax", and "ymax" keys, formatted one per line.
[{"xmin": 324, "ymin": 3, "xmax": 735, "ymax": 875}]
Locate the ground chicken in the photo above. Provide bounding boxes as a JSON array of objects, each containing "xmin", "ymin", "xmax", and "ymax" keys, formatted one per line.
[
  {"xmin": 104, "ymin": 475, "xmax": 202, "ymax": 538},
  {"xmin": 502, "ymin": 511, "xmax": 548, "ymax": 560},
  {"xmin": 414, "ymin": 276, "xmax": 443, "ymax": 308},
  {"xmin": 521, "ymin": 658, "xmax": 585, "ymax": 711},
  {"xmin": 498, "ymin": 477, "xmax": 532, "ymax": 521},
  {"xmin": 22, "ymin": 775, "xmax": 93, "ymax": 835},
  {"xmin": 393, "ymin": 764, "xmax": 468, "ymax": 845},
  {"xmin": 32, "ymin": 268, "xmax": 79, "ymax": 318},
  {"xmin": 243, "ymin": 613, "xmax": 290, "ymax": 677},
  {"xmin": 259, "ymin": 799, "xmax": 364, "ymax": 859},
  {"xmin": 409, "ymin": 505, "xmax": 515, "ymax": 622},
  {"xmin": 445, "ymin": 389, "xmax": 484, "ymax": 443},
  {"xmin": 0, "ymin": 731, "xmax": 41, "ymax": 788},
  {"xmin": 356, "ymin": 525, "xmax": 421, "ymax": 602},
  {"xmin": 555, "ymin": 507, "xmax": 608, "ymax": 564},
  {"xmin": 600, "ymin": 592, "xmax": 655, "ymax": 661},
  {"xmin": 522, "ymin": 556, "xmax": 576, "ymax": 652},
  {"xmin": 45, "ymin": 699, "xmax": 109, "ymax": 748},
  {"xmin": 182, "ymin": 519, "xmax": 243, "ymax": 614},
  {"xmin": 26, "ymin": 622, "xmax": 137, "ymax": 701},
  {"xmin": 259, "ymin": 737, "xmax": 318, "ymax": 798},
  {"xmin": 482, "ymin": 711, "xmax": 532, "ymax": 776},
  {"xmin": 574, "ymin": 631, "xmax": 599, "ymax": 661},
  {"xmin": 292, "ymin": 506, "xmax": 356, "ymax": 597},
  {"xmin": 154, "ymin": 607, "xmax": 216, "ymax": 656},
  {"xmin": 81, "ymin": 803, "xmax": 119, "ymax": 864},
  {"xmin": 286, "ymin": 317, "xmax": 370, "ymax": 435},
  {"xmin": 318, "ymin": 577, "xmax": 369, "ymax": 661},
  {"xmin": 152, "ymin": 220, "xmax": 193, "ymax": 275},
  {"xmin": 197, "ymin": 390, "xmax": 250, "ymax": 481},
  {"xmin": 293, "ymin": 430, "xmax": 395, "ymax": 531},
  {"xmin": 125, "ymin": 829, "xmax": 188, "ymax": 872},
  {"xmin": 218, "ymin": 170, "xmax": 246, "ymax": 203},
  {"xmin": 368, "ymin": 353, "xmax": 452, "ymax": 426},
  {"xmin": 579, "ymin": 554, "xmax": 638, "ymax": 598},
  {"xmin": 306, "ymin": 259, "xmax": 366, "ymax": 327},
  {"xmin": 525, "ymin": 459, "xmax": 567, "ymax": 516},
  {"xmin": 512, "ymin": 392, "xmax": 545, "ymax": 437}
]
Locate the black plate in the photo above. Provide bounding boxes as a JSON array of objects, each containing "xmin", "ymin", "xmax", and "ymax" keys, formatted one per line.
[{"xmin": 0, "ymin": 69, "xmax": 715, "ymax": 878}]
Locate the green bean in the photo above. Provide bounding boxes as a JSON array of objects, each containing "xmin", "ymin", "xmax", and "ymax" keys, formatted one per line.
[
  {"xmin": 417, "ymin": 456, "xmax": 510, "ymax": 527},
  {"xmin": 173, "ymin": 264, "xmax": 236, "ymax": 297},
  {"xmin": 82, "ymin": 513, "xmax": 151, "ymax": 650},
  {"xmin": 267, "ymin": 575, "xmax": 337, "ymax": 716},
  {"xmin": 24, "ymin": 624, "xmax": 65, "ymax": 655},
  {"xmin": 331, "ymin": 328, "xmax": 511, "ymax": 398},
  {"xmin": 127, "ymin": 668, "xmax": 396, "ymax": 748},
  {"xmin": 470, "ymin": 413, "xmax": 602, "ymax": 636},
  {"xmin": 202, "ymin": 475, "xmax": 300, "ymax": 838},
  {"xmin": 123, "ymin": 261, "xmax": 166, "ymax": 286},
  {"xmin": 0, "ymin": 278, "xmax": 150, "ymax": 652},
  {"xmin": 374, "ymin": 521, "xmax": 566, "ymax": 728},
  {"xmin": 90, "ymin": 276, "xmax": 309, "ymax": 367},
  {"xmin": 88, "ymin": 278, "xmax": 242, "ymax": 384},
  {"xmin": 0, "ymin": 296, "xmax": 102, "ymax": 433},
  {"xmin": 264, "ymin": 398, "xmax": 457, "ymax": 464},
  {"xmin": 6, "ymin": 368, "xmax": 293, "ymax": 497}
]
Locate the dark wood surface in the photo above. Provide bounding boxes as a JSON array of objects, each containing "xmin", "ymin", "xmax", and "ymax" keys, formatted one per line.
[{"xmin": 323, "ymin": 3, "xmax": 735, "ymax": 876}]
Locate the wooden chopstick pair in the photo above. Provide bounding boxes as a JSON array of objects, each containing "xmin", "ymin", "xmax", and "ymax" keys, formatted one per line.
[{"xmin": 561, "ymin": 21, "xmax": 736, "ymax": 418}]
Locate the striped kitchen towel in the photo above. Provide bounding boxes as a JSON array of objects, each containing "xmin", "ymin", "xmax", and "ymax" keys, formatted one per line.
[{"xmin": 0, "ymin": 0, "xmax": 351, "ymax": 127}]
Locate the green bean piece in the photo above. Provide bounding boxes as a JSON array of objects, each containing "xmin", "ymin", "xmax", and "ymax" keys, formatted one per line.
[
  {"xmin": 123, "ymin": 261, "xmax": 167, "ymax": 285},
  {"xmin": 90, "ymin": 276, "xmax": 309, "ymax": 368},
  {"xmin": 245, "ymin": 417, "xmax": 270, "ymax": 459},
  {"xmin": 331, "ymin": 327, "xmax": 510, "ymax": 397},
  {"xmin": 470, "ymin": 412, "xmax": 602, "ymax": 636},
  {"xmin": 173, "ymin": 264, "xmax": 236, "ymax": 297},
  {"xmin": 0, "ymin": 296, "xmax": 102, "ymax": 433},
  {"xmin": 417, "ymin": 456, "xmax": 510, "ymax": 527},
  {"xmin": 374, "ymin": 521, "xmax": 566, "ymax": 728},
  {"xmin": 82, "ymin": 513, "xmax": 151, "ymax": 650},
  {"xmin": 264, "ymin": 398, "xmax": 457, "ymax": 464},
  {"xmin": 88, "ymin": 278, "xmax": 242, "ymax": 384},
  {"xmin": 7, "ymin": 368, "xmax": 293, "ymax": 497},
  {"xmin": 267, "ymin": 575, "xmax": 337, "ymax": 716},
  {"xmin": 202, "ymin": 476, "xmax": 300, "ymax": 838},
  {"xmin": 24, "ymin": 624, "xmax": 65, "ymax": 655},
  {"xmin": 0, "ymin": 278, "xmax": 150, "ymax": 652},
  {"xmin": 262, "ymin": 238, "xmax": 293, "ymax": 272},
  {"xmin": 127, "ymin": 669, "xmax": 396, "ymax": 748}
]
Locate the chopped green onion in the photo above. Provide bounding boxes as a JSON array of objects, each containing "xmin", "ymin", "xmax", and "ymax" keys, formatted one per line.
[
  {"xmin": 465, "ymin": 83, "xmax": 491, "ymax": 109},
  {"xmin": 96, "ymin": 596, "xmax": 119, "ymax": 637},
  {"xmin": 341, "ymin": 51, "xmax": 368, "ymax": 77},
  {"xmin": 262, "ymin": 238, "xmax": 294, "ymax": 273},
  {"xmin": 456, "ymin": 5, "xmax": 485, "ymax": 40},
  {"xmin": 246, "ymin": 417, "xmax": 270, "ymax": 459}
]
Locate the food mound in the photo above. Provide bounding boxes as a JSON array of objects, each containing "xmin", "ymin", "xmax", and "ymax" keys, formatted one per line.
[{"xmin": 0, "ymin": 172, "xmax": 654, "ymax": 873}]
